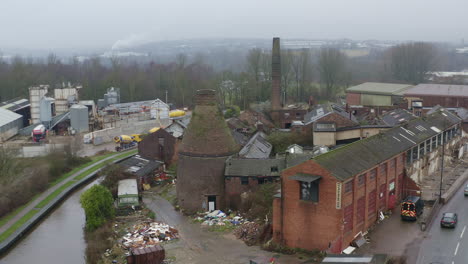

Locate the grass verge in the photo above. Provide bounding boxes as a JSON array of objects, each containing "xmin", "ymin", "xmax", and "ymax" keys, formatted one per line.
[
  {"xmin": 0, "ymin": 209, "xmax": 39, "ymax": 243},
  {"xmin": 0, "ymin": 149, "xmax": 137, "ymax": 243}
]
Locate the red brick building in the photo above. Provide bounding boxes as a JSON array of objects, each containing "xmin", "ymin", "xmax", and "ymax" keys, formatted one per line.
[
  {"xmin": 138, "ymin": 128, "xmax": 179, "ymax": 165},
  {"xmin": 404, "ymin": 84, "xmax": 468, "ymax": 109},
  {"xmin": 273, "ymin": 110, "xmax": 461, "ymax": 253}
]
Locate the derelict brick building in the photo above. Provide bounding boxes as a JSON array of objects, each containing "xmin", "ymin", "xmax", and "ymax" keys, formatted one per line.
[{"xmin": 176, "ymin": 90, "xmax": 239, "ymax": 214}]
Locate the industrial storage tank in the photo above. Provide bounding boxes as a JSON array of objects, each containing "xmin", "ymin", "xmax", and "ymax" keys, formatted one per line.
[
  {"xmin": 70, "ymin": 104, "xmax": 89, "ymax": 133},
  {"xmin": 39, "ymin": 97, "xmax": 55, "ymax": 125}
]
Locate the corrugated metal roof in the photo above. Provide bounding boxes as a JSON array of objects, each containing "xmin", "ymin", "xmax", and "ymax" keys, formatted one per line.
[
  {"xmin": 404, "ymin": 84, "xmax": 468, "ymax": 97},
  {"xmin": 314, "ymin": 109, "xmax": 461, "ymax": 181},
  {"xmin": 381, "ymin": 109, "xmax": 416, "ymax": 126},
  {"xmin": 0, "ymin": 98, "xmax": 30, "ymax": 112},
  {"xmin": 238, "ymin": 132, "xmax": 272, "ymax": 159},
  {"xmin": 118, "ymin": 179, "xmax": 138, "ymax": 196},
  {"xmin": 346, "ymin": 82, "xmax": 413, "ymax": 96},
  {"xmin": 0, "ymin": 108, "xmax": 22, "ymax": 127},
  {"xmin": 304, "ymin": 103, "xmax": 357, "ymax": 125}
]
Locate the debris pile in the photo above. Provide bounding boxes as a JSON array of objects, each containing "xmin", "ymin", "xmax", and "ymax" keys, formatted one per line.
[
  {"xmin": 195, "ymin": 210, "xmax": 247, "ymax": 226},
  {"xmin": 233, "ymin": 222, "xmax": 261, "ymax": 245},
  {"xmin": 121, "ymin": 221, "xmax": 179, "ymax": 250}
]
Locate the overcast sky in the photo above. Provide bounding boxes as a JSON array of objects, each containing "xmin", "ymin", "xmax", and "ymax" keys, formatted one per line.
[{"xmin": 1, "ymin": 0, "xmax": 467, "ymax": 51}]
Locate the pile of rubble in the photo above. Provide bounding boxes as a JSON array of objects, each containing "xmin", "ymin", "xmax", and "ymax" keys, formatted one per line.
[
  {"xmin": 233, "ymin": 222, "xmax": 261, "ymax": 245},
  {"xmin": 195, "ymin": 210, "xmax": 247, "ymax": 226},
  {"xmin": 121, "ymin": 221, "xmax": 179, "ymax": 250}
]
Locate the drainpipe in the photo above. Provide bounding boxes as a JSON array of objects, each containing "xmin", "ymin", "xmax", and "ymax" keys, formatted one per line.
[{"xmin": 280, "ymin": 152, "xmax": 288, "ymax": 244}]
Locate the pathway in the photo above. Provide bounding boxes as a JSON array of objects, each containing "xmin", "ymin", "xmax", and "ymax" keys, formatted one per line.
[{"xmin": 0, "ymin": 151, "xmax": 124, "ymax": 235}]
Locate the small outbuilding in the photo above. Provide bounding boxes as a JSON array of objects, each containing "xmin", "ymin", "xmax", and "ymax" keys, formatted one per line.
[
  {"xmin": 118, "ymin": 179, "xmax": 139, "ymax": 207},
  {"xmin": 0, "ymin": 108, "xmax": 23, "ymax": 142}
]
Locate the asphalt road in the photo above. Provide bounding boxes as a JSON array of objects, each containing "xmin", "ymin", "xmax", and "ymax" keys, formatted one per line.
[{"xmin": 417, "ymin": 180, "xmax": 468, "ymax": 264}]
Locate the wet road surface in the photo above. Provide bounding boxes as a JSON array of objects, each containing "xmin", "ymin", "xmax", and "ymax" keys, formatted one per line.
[
  {"xmin": 416, "ymin": 180, "xmax": 468, "ymax": 264},
  {"xmin": 143, "ymin": 193, "xmax": 303, "ymax": 264}
]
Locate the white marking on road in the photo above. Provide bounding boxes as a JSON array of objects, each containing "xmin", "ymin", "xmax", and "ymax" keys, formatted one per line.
[
  {"xmin": 455, "ymin": 242, "xmax": 460, "ymax": 256},
  {"xmin": 461, "ymin": 226, "xmax": 466, "ymax": 238}
]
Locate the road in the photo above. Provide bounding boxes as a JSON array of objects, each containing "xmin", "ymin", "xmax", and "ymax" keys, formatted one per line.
[{"xmin": 416, "ymin": 180, "xmax": 468, "ymax": 264}]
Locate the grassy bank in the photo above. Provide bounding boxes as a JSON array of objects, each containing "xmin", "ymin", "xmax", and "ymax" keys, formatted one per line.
[{"xmin": 0, "ymin": 149, "xmax": 136, "ymax": 243}]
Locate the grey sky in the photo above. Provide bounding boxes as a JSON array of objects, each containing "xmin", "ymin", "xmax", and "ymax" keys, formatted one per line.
[{"xmin": 1, "ymin": 0, "xmax": 467, "ymax": 50}]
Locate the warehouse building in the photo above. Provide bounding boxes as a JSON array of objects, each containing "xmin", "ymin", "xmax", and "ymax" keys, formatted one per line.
[
  {"xmin": 0, "ymin": 98, "xmax": 31, "ymax": 126},
  {"xmin": 404, "ymin": 84, "xmax": 468, "ymax": 112},
  {"xmin": 0, "ymin": 108, "xmax": 23, "ymax": 142},
  {"xmin": 346, "ymin": 82, "xmax": 413, "ymax": 107},
  {"xmin": 273, "ymin": 109, "xmax": 462, "ymax": 253}
]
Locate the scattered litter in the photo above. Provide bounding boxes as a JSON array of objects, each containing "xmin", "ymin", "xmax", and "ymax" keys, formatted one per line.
[
  {"xmin": 195, "ymin": 210, "xmax": 248, "ymax": 226},
  {"xmin": 121, "ymin": 221, "xmax": 179, "ymax": 250},
  {"xmin": 233, "ymin": 222, "xmax": 261, "ymax": 245}
]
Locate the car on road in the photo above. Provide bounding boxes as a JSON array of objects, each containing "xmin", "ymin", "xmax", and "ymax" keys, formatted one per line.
[
  {"xmin": 464, "ymin": 184, "xmax": 468, "ymax": 196},
  {"xmin": 440, "ymin": 212, "xmax": 457, "ymax": 228}
]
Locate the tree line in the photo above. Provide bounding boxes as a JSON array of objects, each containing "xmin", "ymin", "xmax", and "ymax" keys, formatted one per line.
[{"xmin": 0, "ymin": 41, "xmax": 465, "ymax": 109}]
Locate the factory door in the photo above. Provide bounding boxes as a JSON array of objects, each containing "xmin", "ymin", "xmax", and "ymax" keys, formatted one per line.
[{"xmin": 208, "ymin": 195, "xmax": 216, "ymax": 211}]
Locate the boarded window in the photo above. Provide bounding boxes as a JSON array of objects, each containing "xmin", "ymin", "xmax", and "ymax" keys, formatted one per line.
[
  {"xmin": 368, "ymin": 190, "xmax": 376, "ymax": 217},
  {"xmin": 357, "ymin": 197, "xmax": 365, "ymax": 224},
  {"xmin": 345, "ymin": 180, "xmax": 353, "ymax": 193},
  {"xmin": 241, "ymin": 177, "xmax": 249, "ymax": 185},
  {"xmin": 300, "ymin": 181, "xmax": 319, "ymax": 202},
  {"xmin": 380, "ymin": 164, "xmax": 387, "ymax": 178},
  {"xmin": 344, "ymin": 204, "xmax": 354, "ymax": 233},
  {"xmin": 358, "ymin": 174, "xmax": 365, "ymax": 186}
]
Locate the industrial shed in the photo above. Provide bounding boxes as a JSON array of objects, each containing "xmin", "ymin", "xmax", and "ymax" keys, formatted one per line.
[
  {"xmin": 346, "ymin": 82, "xmax": 413, "ymax": 107},
  {"xmin": 0, "ymin": 108, "xmax": 23, "ymax": 142}
]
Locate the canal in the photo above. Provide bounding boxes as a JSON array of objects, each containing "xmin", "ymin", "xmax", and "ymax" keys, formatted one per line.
[{"xmin": 0, "ymin": 179, "xmax": 101, "ymax": 264}]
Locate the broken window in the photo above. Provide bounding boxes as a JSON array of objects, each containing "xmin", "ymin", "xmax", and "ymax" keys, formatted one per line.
[
  {"xmin": 432, "ymin": 136, "xmax": 437, "ymax": 149},
  {"xmin": 158, "ymin": 137, "xmax": 165, "ymax": 146},
  {"xmin": 345, "ymin": 180, "xmax": 353, "ymax": 193},
  {"xmin": 369, "ymin": 169, "xmax": 377, "ymax": 180},
  {"xmin": 412, "ymin": 146, "xmax": 418, "ymax": 161},
  {"xmin": 300, "ymin": 181, "xmax": 319, "ymax": 202},
  {"xmin": 389, "ymin": 159, "xmax": 396, "ymax": 169},
  {"xmin": 426, "ymin": 139, "xmax": 431, "ymax": 153},
  {"xmin": 241, "ymin": 177, "xmax": 249, "ymax": 185},
  {"xmin": 419, "ymin": 143, "xmax": 425, "ymax": 158},
  {"xmin": 438, "ymin": 134, "xmax": 443, "ymax": 145},
  {"xmin": 270, "ymin": 166, "xmax": 278, "ymax": 173},
  {"xmin": 406, "ymin": 149, "xmax": 412, "ymax": 165}
]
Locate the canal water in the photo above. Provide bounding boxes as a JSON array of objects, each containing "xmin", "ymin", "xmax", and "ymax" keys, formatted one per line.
[{"xmin": 0, "ymin": 179, "xmax": 101, "ymax": 264}]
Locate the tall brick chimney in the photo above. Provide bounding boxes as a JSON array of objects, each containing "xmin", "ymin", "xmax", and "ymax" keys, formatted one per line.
[{"xmin": 271, "ymin": 37, "xmax": 281, "ymax": 110}]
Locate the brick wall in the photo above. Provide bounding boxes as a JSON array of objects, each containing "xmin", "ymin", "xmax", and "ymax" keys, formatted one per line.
[
  {"xmin": 346, "ymin": 92, "xmax": 361, "ymax": 105},
  {"xmin": 138, "ymin": 129, "xmax": 178, "ymax": 165},
  {"xmin": 273, "ymin": 160, "xmax": 342, "ymax": 251},
  {"xmin": 225, "ymin": 176, "xmax": 278, "ymax": 210},
  {"xmin": 274, "ymin": 153, "xmax": 406, "ymax": 253}
]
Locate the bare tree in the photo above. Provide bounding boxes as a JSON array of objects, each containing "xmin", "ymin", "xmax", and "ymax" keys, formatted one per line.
[
  {"xmin": 387, "ymin": 42, "xmax": 436, "ymax": 84},
  {"xmin": 318, "ymin": 47, "xmax": 346, "ymax": 99}
]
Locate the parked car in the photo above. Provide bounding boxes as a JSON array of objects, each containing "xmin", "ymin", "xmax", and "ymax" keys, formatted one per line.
[
  {"xmin": 464, "ymin": 184, "xmax": 468, "ymax": 196},
  {"xmin": 441, "ymin": 213, "xmax": 458, "ymax": 228}
]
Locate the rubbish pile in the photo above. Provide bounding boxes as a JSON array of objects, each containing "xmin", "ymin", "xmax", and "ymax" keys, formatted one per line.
[
  {"xmin": 195, "ymin": 210, "xmax": 247, "ymax": 226},
  {"xmin": 233, "ymin": 222, "xmax": 261, "ymax": 245},
  {"xmin": 121, "ymin": 221, "xmax": 179, "ymax": 250}
]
